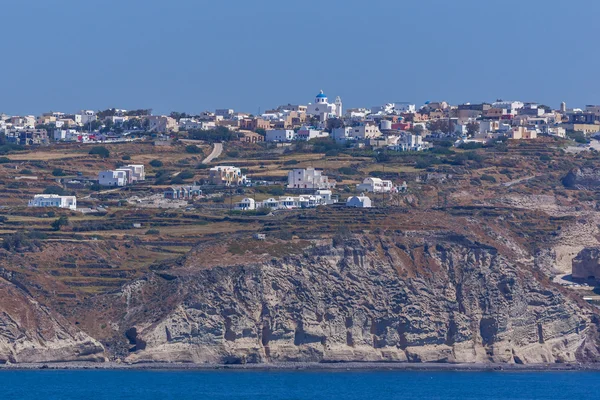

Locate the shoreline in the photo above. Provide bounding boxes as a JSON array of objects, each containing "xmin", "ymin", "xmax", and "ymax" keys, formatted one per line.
[{"xmin": 2, "ymin": 361, "xmax": 600, "ymax": 372}]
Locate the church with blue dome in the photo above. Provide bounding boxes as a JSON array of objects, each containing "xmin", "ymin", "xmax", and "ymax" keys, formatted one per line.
[{"xmin": 306, "ymin": 90, "xmax": 343, "ymax": 121}]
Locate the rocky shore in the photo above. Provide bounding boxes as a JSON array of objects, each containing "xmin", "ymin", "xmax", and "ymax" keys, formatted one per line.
[{"xmin": 2, "ymin": 361, "xmax": 600, "ymax": 372}]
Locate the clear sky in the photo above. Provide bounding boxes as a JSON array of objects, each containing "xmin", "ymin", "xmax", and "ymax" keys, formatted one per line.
[{"xmin": 2, "ymin": 0, "xmax": 599, "ymax": 116}]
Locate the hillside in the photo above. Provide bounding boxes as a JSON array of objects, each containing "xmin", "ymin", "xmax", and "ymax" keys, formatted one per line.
[{"xmin": 3, "ymin": 137, "xmax": 600, "ymax": 365}]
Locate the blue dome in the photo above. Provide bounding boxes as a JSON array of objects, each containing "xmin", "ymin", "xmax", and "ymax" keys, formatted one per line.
[{"xmin": 316, "ymin": 91, "xmax": 327, "ymax": 99}]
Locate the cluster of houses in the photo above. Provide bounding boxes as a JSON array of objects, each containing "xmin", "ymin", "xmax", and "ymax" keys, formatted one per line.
[
  {"xmin": 5, "ymin": 92, "xmax": 599, "ymax": 150},
  {"xmin": 98, "ymin": 164, "xmax": 145, "ymax": 187}
]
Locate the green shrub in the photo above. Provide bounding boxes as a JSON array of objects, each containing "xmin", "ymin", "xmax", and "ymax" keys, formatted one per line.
[
  {"xmin": 89, "ymin": 146, "xmax": 110, "ymax": 158},
  {"xmin": 150, "ymin": 159, "xmax": 163, "ymax": 168},
  {"xmin": 122, "ymin": 155, "xmax": 131, "ymax": 160},
  {"xmin": 178, "ymin": 170, "xmax": 195, "ymax": 180},
  {"xmin": 145, "ymin": 229, "xmax": 160, "ymax": 235},
  {"xmin": 185, "ymin": 145, "xmax": 201, "ymax": 154},
  {"xmin": 283, "ymin": 159, "xmax": 299, "ymax": 166},
  {"xmin": 480, "ymin": 174, "xmax": 497, "ymax": 183},
  {"xmin": 0, "ymin": 156, "xmax": 10, "ymax": 163},
  {"xmin": 44, "ymin": 185, "xmax": 68, "ymax": 195},
  {"xmin": 20, "ymin": 169, "xmax": 33, "ymax": 175},
  {"xmin": 51, "ymin": 216, "xmax": 69, "ymax": 231},
  {"xmin": 52, "ymin": 168, "xmax": 65, "ymax": 176},
  {"xmin": 338, "ymin": 167, "xmax": 358, "ymax": 175}
]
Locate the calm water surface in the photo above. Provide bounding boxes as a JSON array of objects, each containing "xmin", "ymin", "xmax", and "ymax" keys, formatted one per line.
[{"xmin": 0, "ymin": 370, "xmax": 598, "ymax": 400}]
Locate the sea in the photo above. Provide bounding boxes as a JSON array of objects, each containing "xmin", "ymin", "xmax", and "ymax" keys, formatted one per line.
[{"xmin": 0, "ymin": 370, "xmax": 599, "ymax": 400}]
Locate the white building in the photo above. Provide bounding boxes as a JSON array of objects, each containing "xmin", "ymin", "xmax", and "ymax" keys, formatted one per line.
[
  {"xmin": 287, "ymin": 168, "xmax": 335, "ymax": 189},
  {"xmin": 390, "ymin": 134, "xmax": 429, "ymax": 151},
  {"xmin": 53, "ymin": 129, "xmax": 80, "ymax": 141},
  {"xmin": 77, "ymin": 110, "xmax": 97, "ymax": 126},
  {"xmin": 306, "ymin": 90, "xmax": 342, "ymax": 120},
  {"xmin": 28, "ymin": 194, "xmax": 76, "ymax": 210},
  {"xmin": 119, "ymin": 164, "xmax": 145, "ymax": 182},
  {"xmin": 266, "ymin": 129, "xmax": 296, "ymax": 142},
  {"xmin": 235, "ymin": 198, "xmax": 256, "ymax": 211},
  {"xmin": 98, "ymin": 170, "xmax": 128, "ymax": 186},
  {"xmin": 346, "ymin": 195, "xmax": 372, "ymax": 208},
  {"xmin": 371, "ymin": 103, "xmax": 416, "ymax": 115},
  {"xmin": 357, "ymin": 177, "xmax": 394, "ymax": 193},
  {"xmin": 296, "ymin": 126, "xmax": 328, "ymax": 141},
  {"xmin": 491, "ymin": 101, "xmax": 524, "ymax": 111},
  {"xmin": 331, "ymin": 127, "xmax": 354, "ymax": 142},
  {"xmin": 237, "ymin": 190, "xmax": 336, "ymax": 211},
  {"xmin": 179, "ymin": 119, "xmax": 216, "ymax": 131},
  {"xmin": 215, "ymin": 109, "xmax": 234, "ymax": 118}
]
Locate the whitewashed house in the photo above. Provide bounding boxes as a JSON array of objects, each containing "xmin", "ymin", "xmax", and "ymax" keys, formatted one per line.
[
  {"xmin": 98, "ymin": 170, "xmax": 128, "ymax": 186},
  {"xmin": 287, "ymin": 168, "xmax": 335, "ymax": 189},
  {"xmin": 346, "ymin": 195, "xmax": 372, "ymax": 208},
  {"xmin": 28, "ymin": 194, "xmax": 76, "ymax": 210},
  {"xmin": 235, "ymin": 198, "xmax": 256, "ymax": 211},
  {"xmin": 357, "ymin": 177, "xmax": 394, "ymax": 193},
  {"xmin": 266, "ymin": 129, "xmax": 296, "ymax": 142}
]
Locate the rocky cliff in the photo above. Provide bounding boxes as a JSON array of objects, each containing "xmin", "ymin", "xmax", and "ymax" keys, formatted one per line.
[
  {"xmin": 0, "ymin": 274, "xmax": 106, "ymax": 364},
  {"xmin": 573, "ymin": 248, "xmax": 600, "ymax": 281},
  {"xmin": 92, "ymin": 233, "xmax": 600, "ymax": 365}
]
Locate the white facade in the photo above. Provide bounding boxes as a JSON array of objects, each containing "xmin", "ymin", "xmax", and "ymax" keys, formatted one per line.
[
  {"xmin": 179, "ymin": 119, "xmax": 216, "ymax": 131},
  {"xmin": 119, "ymin": 164, "xmax": 145, "ymax": 182},
  {"xmin": 296, "ymin": 127, "xmax": 329, "ymax": 141},
  {"xmin": 28, "ymin": 194, "xmax": 76, "ymax": 210},
  {"xmin": 331, "ymin": 127, "xmax": 354, "ymax": 142},
  {"xmin": 287, "ymin": 168, "xmax": 335, "ymax": 189},
  {"xmin": 346, "ymin": 195, "xmax": 372, "ymax": 208},
  {"xmin": 77, "ymin": 110, "xmax": 97, "ymax": 126},
  {"xmin": 306, "ymin": 90, "xmax": 342, "ymax": 120},
  {"xmin": 266, "ymin": 129, "xmax": 296, "ymax": 142},
  {"xmin": 235, "ymin": 198, "xmax": 256, "ymax": 211},
  {"xmin": 98, "ymin": 170, "xmax": 127, "ymax": 186},
  {"xmin": 215, "ymin": 109, "xmax": 234, "ymax": 118},
  {"xmin": 357, "ymin": 177, "xmax": 394, "ymax": 193},
  {"xmin": 53, "ymin": 129, "xmax": 79, "ymax": 141},
  {"xmin": 371, "ymin": 103, "xmax": 416, "ymax": 115},
  {"xmin": 491, "ymin": 101, "xmax": 524, "ymax": 111},
  {"xmin": 242, "ymin": 190, "xmax": 336, "ymax": 211}
]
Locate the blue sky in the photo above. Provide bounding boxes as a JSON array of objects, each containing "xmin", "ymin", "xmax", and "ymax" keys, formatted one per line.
[{"xmin": 1, "ymin": 0, "xmax": 599, "ymax": 115}]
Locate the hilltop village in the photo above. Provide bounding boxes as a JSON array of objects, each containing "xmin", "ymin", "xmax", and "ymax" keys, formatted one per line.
[
  {"xmin": 2, "ymin": 91, "xmax": 599, "ymax": 213},
  {"xmin": 4, "ymin": 92, "xmax": 600, "ymax": 365}
]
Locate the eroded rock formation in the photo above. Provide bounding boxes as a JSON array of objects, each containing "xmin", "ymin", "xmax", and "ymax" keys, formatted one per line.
[
  {"xmin": 101, "ymin": 234, "xmax": 600, "ymax": 365},
  {"xmin": 573, "ymin": 248, "xmax": 600, "ymax": 281},
  {"xmin": 0, "ymin": 276, "xmax": 106, "ymax": 364}
]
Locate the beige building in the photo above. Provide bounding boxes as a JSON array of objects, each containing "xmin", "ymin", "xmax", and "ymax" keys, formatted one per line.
[
  {"xmin": 146, "ymin": 115, "xmax": 179, "ymax": 133},
  {"xmin": 209, "ymin": 166, "xmax": 248, "ymax": 186},
  {"xmin": 510, "ymin": 126, "xmax": 537, "ymax": 140},
  {"xmin": 565, "ymin": 123, "xmax": 600, "ymax": 135}
]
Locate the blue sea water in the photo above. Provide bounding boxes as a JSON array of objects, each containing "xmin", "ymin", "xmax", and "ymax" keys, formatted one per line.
[{"xmin": 0, "ymin": 370, "xmax": 599, "ymax": 400}]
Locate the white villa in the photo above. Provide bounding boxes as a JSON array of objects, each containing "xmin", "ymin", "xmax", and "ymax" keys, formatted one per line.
[
  {"xmin": 98, "ymin": 170, "xmax": 128, "ymax": 186},
  {"xmin": 287, "ymin": 168, "xmax": 335, "ymax": 189},
  {"xmin": 28, "ymin": 194, "xmax": 77, "ymax": 210},
  {"xmin": 99, "ymin": 164, "xmax": 145, "ymax": 186},
  {"xmin": 356, "ymin": 177, "xmax": 394, "ymax": 193}
]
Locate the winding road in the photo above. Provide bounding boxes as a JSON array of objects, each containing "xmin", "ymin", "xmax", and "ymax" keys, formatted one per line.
[{"xmin": 201, "ymin": 142, "xmax": 223, "ymax": 164}]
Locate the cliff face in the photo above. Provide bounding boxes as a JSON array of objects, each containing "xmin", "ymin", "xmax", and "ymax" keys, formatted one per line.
[
  {"xmin": 0, "ymin": 275, "xmax": 106, "ymax": 364},
  {"xmin": 113, "ymin": 234, "xmax": 600, "ymax": 365}
]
